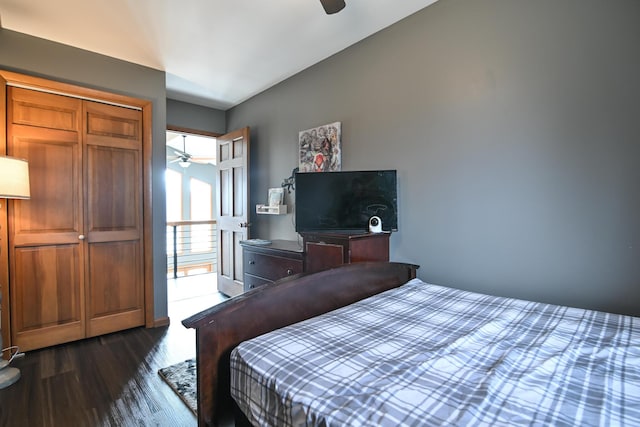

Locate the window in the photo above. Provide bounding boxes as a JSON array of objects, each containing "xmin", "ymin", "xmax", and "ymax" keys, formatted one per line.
[
  {"xmin": 190, "ymin": 178, "xmax": 213, "ymax": 252},
  {"xmin": 166, "ymin": 169, "xmax": 183, "ymax": 255},
  {"xmin": 166, "ymin": 169, "xmax": 183, "ymax": 222}
]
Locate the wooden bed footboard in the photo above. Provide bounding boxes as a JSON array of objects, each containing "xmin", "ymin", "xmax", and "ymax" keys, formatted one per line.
[{"xmin": 182, "ymin": 261, "xmax": 419, "ymax": 427}]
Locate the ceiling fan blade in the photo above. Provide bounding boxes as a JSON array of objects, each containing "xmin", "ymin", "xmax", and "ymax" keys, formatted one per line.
[
  {"xmin": 320, "ymin": 0, "xmax": 345, "ymax": 14},
  {"xmin": 173, "ymin": 149, "xmax": 192, "ymax": 158}
]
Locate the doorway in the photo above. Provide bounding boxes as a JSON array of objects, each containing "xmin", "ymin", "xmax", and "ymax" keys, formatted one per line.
[{"xmin": 165, "ymin": 129, "xmax": 222, "ymax": 314}]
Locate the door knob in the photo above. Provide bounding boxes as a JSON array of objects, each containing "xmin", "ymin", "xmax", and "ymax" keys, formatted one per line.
[
  {"xmin": 239, "ymin": 222, "xmax": 251, "ymax": 228},
  {"xmin": 78, "ymin": 235, "xmax": 85, "ymax": 240}
]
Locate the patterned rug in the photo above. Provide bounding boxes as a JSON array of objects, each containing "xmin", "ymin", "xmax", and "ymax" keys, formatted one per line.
[{"xmin": 158, "ymin": 358, "xmax": 197, "ymax": 414}]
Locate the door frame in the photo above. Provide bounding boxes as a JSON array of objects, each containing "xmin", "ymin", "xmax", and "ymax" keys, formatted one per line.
[
  {"xmin": 0, "ymin": 70, "xmax": 155, "ymax": 350},
  {"xmin": 164, "ymin": 126, "xmax": 251, "ymax": 299}
]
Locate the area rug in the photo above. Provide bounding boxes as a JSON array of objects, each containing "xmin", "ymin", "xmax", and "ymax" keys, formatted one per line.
[{"xmin": 158, "ymin": 358, "xmax": 197, "ymax": 414}]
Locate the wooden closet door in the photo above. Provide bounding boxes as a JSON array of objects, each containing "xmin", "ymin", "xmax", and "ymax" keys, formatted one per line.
[
  {"xmin": 84, "ymin": 101, "xmax": 144, "ymax": 337},
  {"xmin": 7, "ymin": 87, "xmax": 85, "ymax": 351}
]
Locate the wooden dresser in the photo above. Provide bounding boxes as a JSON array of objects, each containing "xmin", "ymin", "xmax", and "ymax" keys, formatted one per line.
[
  {"xmin": 301, "ymin": 231, "xmax": 390, "ymax": 273},
  {"xmin": 241, "ymin": 239, "xmax": 304, "ymax": 291},
  {"xmin": 241, "ymin": 233, "xmax": 391, "ymax": 292}
]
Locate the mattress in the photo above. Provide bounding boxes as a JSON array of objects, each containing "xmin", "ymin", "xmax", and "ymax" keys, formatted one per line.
[{"xmin": 230, "ymin": 278, "xmax": 640, "ymax": 426}]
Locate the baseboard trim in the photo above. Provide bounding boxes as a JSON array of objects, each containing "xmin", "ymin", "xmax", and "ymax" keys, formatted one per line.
[{"xmin": 153, "ymin": 317, "xmax": 170, "ymax": 328}]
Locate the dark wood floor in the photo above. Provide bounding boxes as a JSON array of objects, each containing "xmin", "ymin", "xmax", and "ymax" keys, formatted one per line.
[{"xmin": 0, "ymin": 277, "xmax": 227, "ymax": 427}]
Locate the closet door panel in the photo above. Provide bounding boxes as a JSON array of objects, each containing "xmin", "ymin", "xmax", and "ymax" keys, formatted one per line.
[
  {"xmin": 9, "ymin": 126, "xmax": 81, "ymax": 245},
  {"xmin": 7, "ymin": 87, "xmax": 84, "ymax": 351},
  {"xmin": 86, "ymin": 241, "xmax": 143, "ymax": 337},
  {"xmin": 10, "ymin": 87, "xmax": 79, "ymax": 131},
  {"xmin": 84, "ymin": 101, "xmax": 143, "ymax": 336},
  {"xmin": 86, "ymin": 145, "xmax": 140, "ymax": 240},
  {"xmin": 10, "ymin": 245, "xmax": 84, "ymax": 350}
]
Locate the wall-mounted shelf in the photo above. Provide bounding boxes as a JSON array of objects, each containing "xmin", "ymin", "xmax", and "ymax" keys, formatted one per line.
[{"xmin": 256, "ymin": 204, "xmax": 287, "ymax": 215}]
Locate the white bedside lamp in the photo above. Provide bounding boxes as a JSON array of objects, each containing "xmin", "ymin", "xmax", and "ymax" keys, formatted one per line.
[{"xmin": 0, "ymin": 155, "xmax": 30, "ymax": 389}]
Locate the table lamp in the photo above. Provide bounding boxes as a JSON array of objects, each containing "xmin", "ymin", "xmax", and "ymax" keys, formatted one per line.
[{"xmin": 0, "ymin": 155, "xmax": 30, "ymax": 389}]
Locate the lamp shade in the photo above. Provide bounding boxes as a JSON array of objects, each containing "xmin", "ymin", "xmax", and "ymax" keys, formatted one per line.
[{"xmin": 0, "ymin": 156, "xmax": 30, "ymax": 199}]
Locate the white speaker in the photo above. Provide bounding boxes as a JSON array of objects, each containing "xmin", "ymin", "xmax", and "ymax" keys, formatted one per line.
[{"xmin": 369, "ymin": 216, "xmax": 382, "ymax": 233}]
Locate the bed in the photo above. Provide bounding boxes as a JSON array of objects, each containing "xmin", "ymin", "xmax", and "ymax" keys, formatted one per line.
[
  {"xmin": 182, "ymin": 262, "xmax": 419, "ymax": 426},
  {"xmin": 183, "ymin": 262, "xmax": 640, "ymax": 426}
]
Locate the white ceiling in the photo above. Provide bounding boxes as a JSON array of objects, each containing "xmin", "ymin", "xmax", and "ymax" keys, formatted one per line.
[{"xmin": 0, "ymin": 0, "xmax": 438, "ymax": 110}]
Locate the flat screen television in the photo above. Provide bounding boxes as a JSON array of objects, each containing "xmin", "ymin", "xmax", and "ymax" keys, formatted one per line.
[{"xmin": 295, "ymin": 170, "xmax": 398, "ymax": 233}]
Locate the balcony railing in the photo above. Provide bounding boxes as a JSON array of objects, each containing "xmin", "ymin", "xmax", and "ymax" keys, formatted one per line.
[{"xmin": 166, "ymin": 220, "xmax": 217, "ymax": 279}]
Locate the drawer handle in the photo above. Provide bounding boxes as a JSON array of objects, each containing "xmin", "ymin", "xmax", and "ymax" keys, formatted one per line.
[
  {"xmin": 286, "ymin": 269, "xmax": 294, "ymax": 275},
  {"xmin": 249, "ymin": 260, "xmax": 255, "ymax": 265}
]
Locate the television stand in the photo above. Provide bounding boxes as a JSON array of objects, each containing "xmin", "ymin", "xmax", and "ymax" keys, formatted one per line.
[{"xmin": 300, "ymin": 231, "xmax": 390, "ymax": 274}]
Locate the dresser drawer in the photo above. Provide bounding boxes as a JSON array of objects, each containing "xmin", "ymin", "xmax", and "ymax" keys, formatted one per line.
[
  {"xmin": 244, "ymin": 274, "xmax": 272, "ymax": 292},
  {"xmin": 244, "ymin": 252, "xmax": 303, "ymax": 281}
]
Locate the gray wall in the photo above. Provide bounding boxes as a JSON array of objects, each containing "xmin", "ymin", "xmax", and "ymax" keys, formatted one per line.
[
  {"xmin": 167, "ymin": 98, "xmax": 225, "ymax": 134},
  {"xmin": 227, "ymin": 0, "xmax": 640, "ymax": 316},
  {"xmin": 0, "ymin": 29, "xmax": 170, "ymax": 319}
]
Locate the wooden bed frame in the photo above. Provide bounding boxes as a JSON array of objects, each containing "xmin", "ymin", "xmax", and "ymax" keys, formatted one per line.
[{"xmin": 182, "ymin": 261, "xmax": 419, "ymax": 427}]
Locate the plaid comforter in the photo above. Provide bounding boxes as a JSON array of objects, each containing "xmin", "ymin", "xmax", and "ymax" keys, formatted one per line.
[{"xmin": 230, "ymin": 278, "xmax": 640, "ymax": 426}]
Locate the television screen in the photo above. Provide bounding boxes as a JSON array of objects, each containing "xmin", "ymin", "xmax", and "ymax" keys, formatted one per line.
[{"xmin": 295, "ymin": 170, "xmax": 398, "ymax": 233}]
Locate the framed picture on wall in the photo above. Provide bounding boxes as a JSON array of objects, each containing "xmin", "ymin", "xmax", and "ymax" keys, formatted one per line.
[
  {"xmin": 268, "ymin": 187, "xmax": 284, "ymax": 206},
  {"xmin": 298, "ymin": 122, "xmax": 341, "ymax": 172}
]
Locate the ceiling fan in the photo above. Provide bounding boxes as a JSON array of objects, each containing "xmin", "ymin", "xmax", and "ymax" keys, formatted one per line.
[
  {"xmin": 320, "ymin": 0, "xmax": 346, "ymax": 14},
  {"xmin": 167, "ymin": 135, "xmax": 214, "ymax": 168}
]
